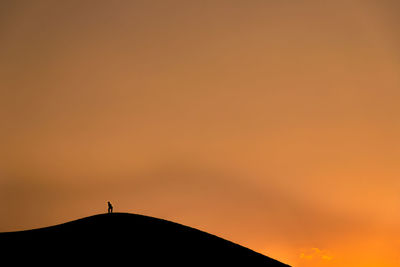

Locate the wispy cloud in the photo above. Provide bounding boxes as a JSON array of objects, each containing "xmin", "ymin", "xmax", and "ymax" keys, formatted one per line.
[{"xmin": 300, "ymin": 247, "xmax": 333, "ymax": 262}]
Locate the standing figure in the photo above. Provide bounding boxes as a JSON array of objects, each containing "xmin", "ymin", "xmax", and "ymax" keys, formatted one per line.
[{"xmin": 107, "ymin": 201, "xmax": 113, "ymax": 213}]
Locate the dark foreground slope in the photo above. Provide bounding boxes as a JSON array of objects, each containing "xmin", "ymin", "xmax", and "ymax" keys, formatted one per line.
[{"xmin": 0, "ymin": 213, "xmax": 290, "ymax": 266}]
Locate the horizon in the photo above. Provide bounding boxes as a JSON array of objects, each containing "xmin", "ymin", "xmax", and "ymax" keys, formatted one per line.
[{"xmin": 1, "ymin": 1, "xmax": 399, "ymax": 266}]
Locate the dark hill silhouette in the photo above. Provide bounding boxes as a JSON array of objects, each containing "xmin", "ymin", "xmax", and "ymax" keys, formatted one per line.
[{"xmin": 0, "ymin": 213, "xmax": 290, "ymax": 266}]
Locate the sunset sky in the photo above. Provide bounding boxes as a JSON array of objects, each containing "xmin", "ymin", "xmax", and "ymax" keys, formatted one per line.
[{"xmin": 1, "ymin": 1, "xmax": 399, "ymax": 266}]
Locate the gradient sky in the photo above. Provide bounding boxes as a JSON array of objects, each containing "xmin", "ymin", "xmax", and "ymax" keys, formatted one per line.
[{"xmin": 1, "ymin": 1, "xmax": 399, "ymax": 266}]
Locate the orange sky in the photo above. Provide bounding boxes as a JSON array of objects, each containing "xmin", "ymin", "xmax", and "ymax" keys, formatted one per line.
[{"xmin": 1, "ymin": 1, "xmax": 399, "ymax": 266}]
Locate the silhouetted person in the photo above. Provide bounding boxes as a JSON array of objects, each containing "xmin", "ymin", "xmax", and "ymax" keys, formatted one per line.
[{"xmin": 107, "ymin": 201, "xmax": 113, "ymax": 213}]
